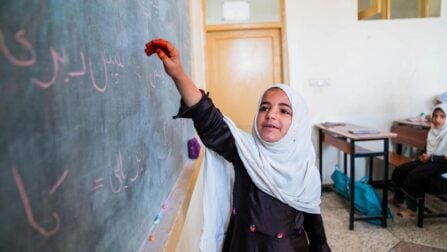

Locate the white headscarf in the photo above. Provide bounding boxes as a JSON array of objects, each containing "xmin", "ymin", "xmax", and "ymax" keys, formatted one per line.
[
  {"xmin": 200, "ymin": 84, "xmax": 321, "ymax": 252},
  {"xmin": 223, "ymin": 83, "xmax": 321, "ymax": 213},
  {"xmin": 436, "ymin": 92, "xmax": 447, "ymax": 104},
  {"xmin": 426, "ymin": 103, "xmax": 447, "ymax": 156}
]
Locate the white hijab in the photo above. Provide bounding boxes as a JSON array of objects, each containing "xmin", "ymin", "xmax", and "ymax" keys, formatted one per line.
[
  {"xmin": 200, "ymin": 84, "xmax": 321, "ymax": 251},
  {"xmin": 426, "ymin": 103, "xmax": 447, "ymax": 156},
  {"xmin": 224, "ymin": 83, "xmax": 321, "ymax": 213}
]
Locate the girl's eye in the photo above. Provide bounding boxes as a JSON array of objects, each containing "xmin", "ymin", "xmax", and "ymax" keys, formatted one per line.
[
  {"xmin": 280, "ymin": 109, "xmax": 292, "ymax": 115},
  {"xmin": 259, "ymin": 105, "xmax": 269, "ymax": 112}
]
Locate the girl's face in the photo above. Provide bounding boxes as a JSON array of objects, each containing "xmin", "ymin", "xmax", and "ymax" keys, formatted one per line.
[
  {"xmin": 432, "ymin": 109, "xmax": 446, "ymax": 129},
  {"xmin": 256, "ymin": 88, "xmax": 292, "ymax": 142}
]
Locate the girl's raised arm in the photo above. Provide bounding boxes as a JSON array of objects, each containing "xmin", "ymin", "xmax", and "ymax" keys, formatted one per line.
[{"xmin": 145, "ymin": 38, "xmax": 202, "ymax": 107}]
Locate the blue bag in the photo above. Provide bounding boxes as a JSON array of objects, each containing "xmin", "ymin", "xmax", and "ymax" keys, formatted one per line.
[
  {"xmin": 348, "ymin": 176, "xmax": 393, "ymax": 225},
  {"xmin": 330, "ymin": 165, "xmax": 349, "ymax": 199}
]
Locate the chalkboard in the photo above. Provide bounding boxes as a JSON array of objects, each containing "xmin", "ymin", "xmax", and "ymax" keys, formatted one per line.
[{"xmin": 0, "ymin": 1, "xmax": 193, "ymax": 251}]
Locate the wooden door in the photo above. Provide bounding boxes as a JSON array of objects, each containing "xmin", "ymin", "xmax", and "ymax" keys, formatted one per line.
[{"xmin": 206, "ymin": 28, "xmax": 283, "ymax": 132}]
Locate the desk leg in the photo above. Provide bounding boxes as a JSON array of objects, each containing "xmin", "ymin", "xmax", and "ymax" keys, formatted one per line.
[
  {"xmin": 349, "ymin": 141, "xmax": 356, "ymax": 230},
  {"xmin": 343, "ymin": 153, "xmax": 347, "ymax": 174},
  {"xmin": 319, "ymin": 129, "xmax": 323, "ymax": 183},
  {"xmin": 382, "ymin": 139, "xmax": 389, "ymax": 227},
  {"xmin": 396, "ymin": 143, "xmax": 402, "ymax": 155}
]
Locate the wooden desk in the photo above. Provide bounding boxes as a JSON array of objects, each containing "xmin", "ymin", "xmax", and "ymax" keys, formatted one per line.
[{"xmin": 316, "ymin": 123, "xmax": 397, "ymax": 230}]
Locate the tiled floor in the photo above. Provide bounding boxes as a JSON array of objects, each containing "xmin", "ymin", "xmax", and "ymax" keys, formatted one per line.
[{"xmin": 321, "ymin": 191, "xmax": 447, "ymax": 252}]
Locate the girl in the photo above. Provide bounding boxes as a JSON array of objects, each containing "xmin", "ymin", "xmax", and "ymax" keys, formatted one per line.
[
  {"xmin": 391, "ymin": 103, "xmax": 447, "ymax": 218},
  {"xmin": 145, "ymin": 39, "xmax": 331, "ymax": 251}
]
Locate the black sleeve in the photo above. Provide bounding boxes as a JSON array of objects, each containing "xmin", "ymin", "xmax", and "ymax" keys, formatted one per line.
[
  {"xmin": 431, "ymin": 155, "xmax": 447, "ymax": 164},
  {"xmin": 303, "ymin": 213, "xmax": 331, "ymax": 252},
  {"xmin": 173, "ymin": 90, "xmax": 238, "ymax": 163}
]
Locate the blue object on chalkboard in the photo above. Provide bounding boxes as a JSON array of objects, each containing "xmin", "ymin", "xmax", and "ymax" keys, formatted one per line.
[
  {"xmin": 188, "ymin": 137, "xmax": 201, "ymax": 159},
  {"xmin": 0, "ymin": 1, "xmax": 193, "ymax": 251}
]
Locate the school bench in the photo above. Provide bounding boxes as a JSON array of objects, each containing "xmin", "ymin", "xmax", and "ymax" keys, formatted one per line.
[{"xmin": 379, "ymin": 120, "xmax": 447, "ymax": 227}]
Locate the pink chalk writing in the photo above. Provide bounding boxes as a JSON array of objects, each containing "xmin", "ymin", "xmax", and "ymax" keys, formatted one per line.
[
  {"xmin": 0, "ymin": 29, "xmax": 131, "ymax": 93},
  {"xmin": 110, "ymin": 151, "xmax": 127, "ymax": 193},
  {"xmin": 0, "ymin": 29, "xmax": 35, "ymax": 67},
  {"xmin": 135, "ymin": 65, "xmax": 143, "ymax": 79},
  {"xmin": 129, "ymin": 154, "xmax": 142, "ymax": 182},
  {"xmin": 67, "ymin": 52, "xmax": 86, "ymax": 77},
  {"xmin": 10, "ymin": 150, "xmax": 144, "ymax": 235},
  {"xmin": 91, "ymin": 151, "xmax": 144, "ymax": 193},
  {"xmin": 89, "ymin": 56, "xmax": 108, "ymax": 92},
  {"xmin": 104, "ymin": 55, "xmax": 124, "ymax": 67},
  {"xmin": 91, "ymin": 178, "xmax": 105, "ymax": 192},
  {"xmin": 141, "ymin": 0, "xmax": 159, "ymax": 19},
  {"xmin": 49, "ymin": 168, "xmax": 69, "ymax": 195},
  {"xmin": 31, "ymin": 48, "xmax": 65, "ymax": 89},
  {"xmin": 147, "ymin": 71, "xmax": 163, "ymax": 89},
  {"xmin": 12, "ymin": 166, "xmax": 60, "ymax": 237}
]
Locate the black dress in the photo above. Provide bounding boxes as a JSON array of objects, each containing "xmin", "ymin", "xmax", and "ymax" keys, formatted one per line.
[{"xmin": 175, "ymin": 91, "xmax": 330, "ymax": 252}]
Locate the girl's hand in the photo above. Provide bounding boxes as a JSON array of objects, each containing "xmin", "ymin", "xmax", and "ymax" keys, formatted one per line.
[
  {"xmin": 144, "ymin": 38, "xmax": 202, "ymax": 107},
  {"xmin": 419, "ymin": 153, "xmax": 430, "ymax": 163},
  {"xmin": 145, "ymin": 39, "xmax": 186, "ymax": 81}
]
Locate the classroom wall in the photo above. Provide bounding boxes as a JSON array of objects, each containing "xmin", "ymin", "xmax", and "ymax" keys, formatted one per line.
[{"xmin": 284, "ymin": 0, "xmax": 447, "ymax": 183}]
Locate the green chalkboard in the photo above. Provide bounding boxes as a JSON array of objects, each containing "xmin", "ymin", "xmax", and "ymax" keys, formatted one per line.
[{"xmin": 0, "ymin": 1, "xmax": 193, "ymax": 251}]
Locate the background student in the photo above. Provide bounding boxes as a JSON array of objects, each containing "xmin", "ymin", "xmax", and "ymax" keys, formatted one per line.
[{"xmin": 390, "ymin": 103, "xmax": 447, "ymax": 218}]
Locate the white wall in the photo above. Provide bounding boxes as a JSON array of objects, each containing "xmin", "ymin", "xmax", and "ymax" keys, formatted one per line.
[{"xmin": 284, "ymin": 0, "xmax": 447, "ymax": 183}]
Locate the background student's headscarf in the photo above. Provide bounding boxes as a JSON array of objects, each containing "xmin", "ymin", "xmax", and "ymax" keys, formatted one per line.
[
  {"xmin": 426, "ymin": 103, "xmax": 447, "ymax": 156},
  {"xmin": 200, "ymin": 84, "xmax": 321, "ymax": 251}
]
